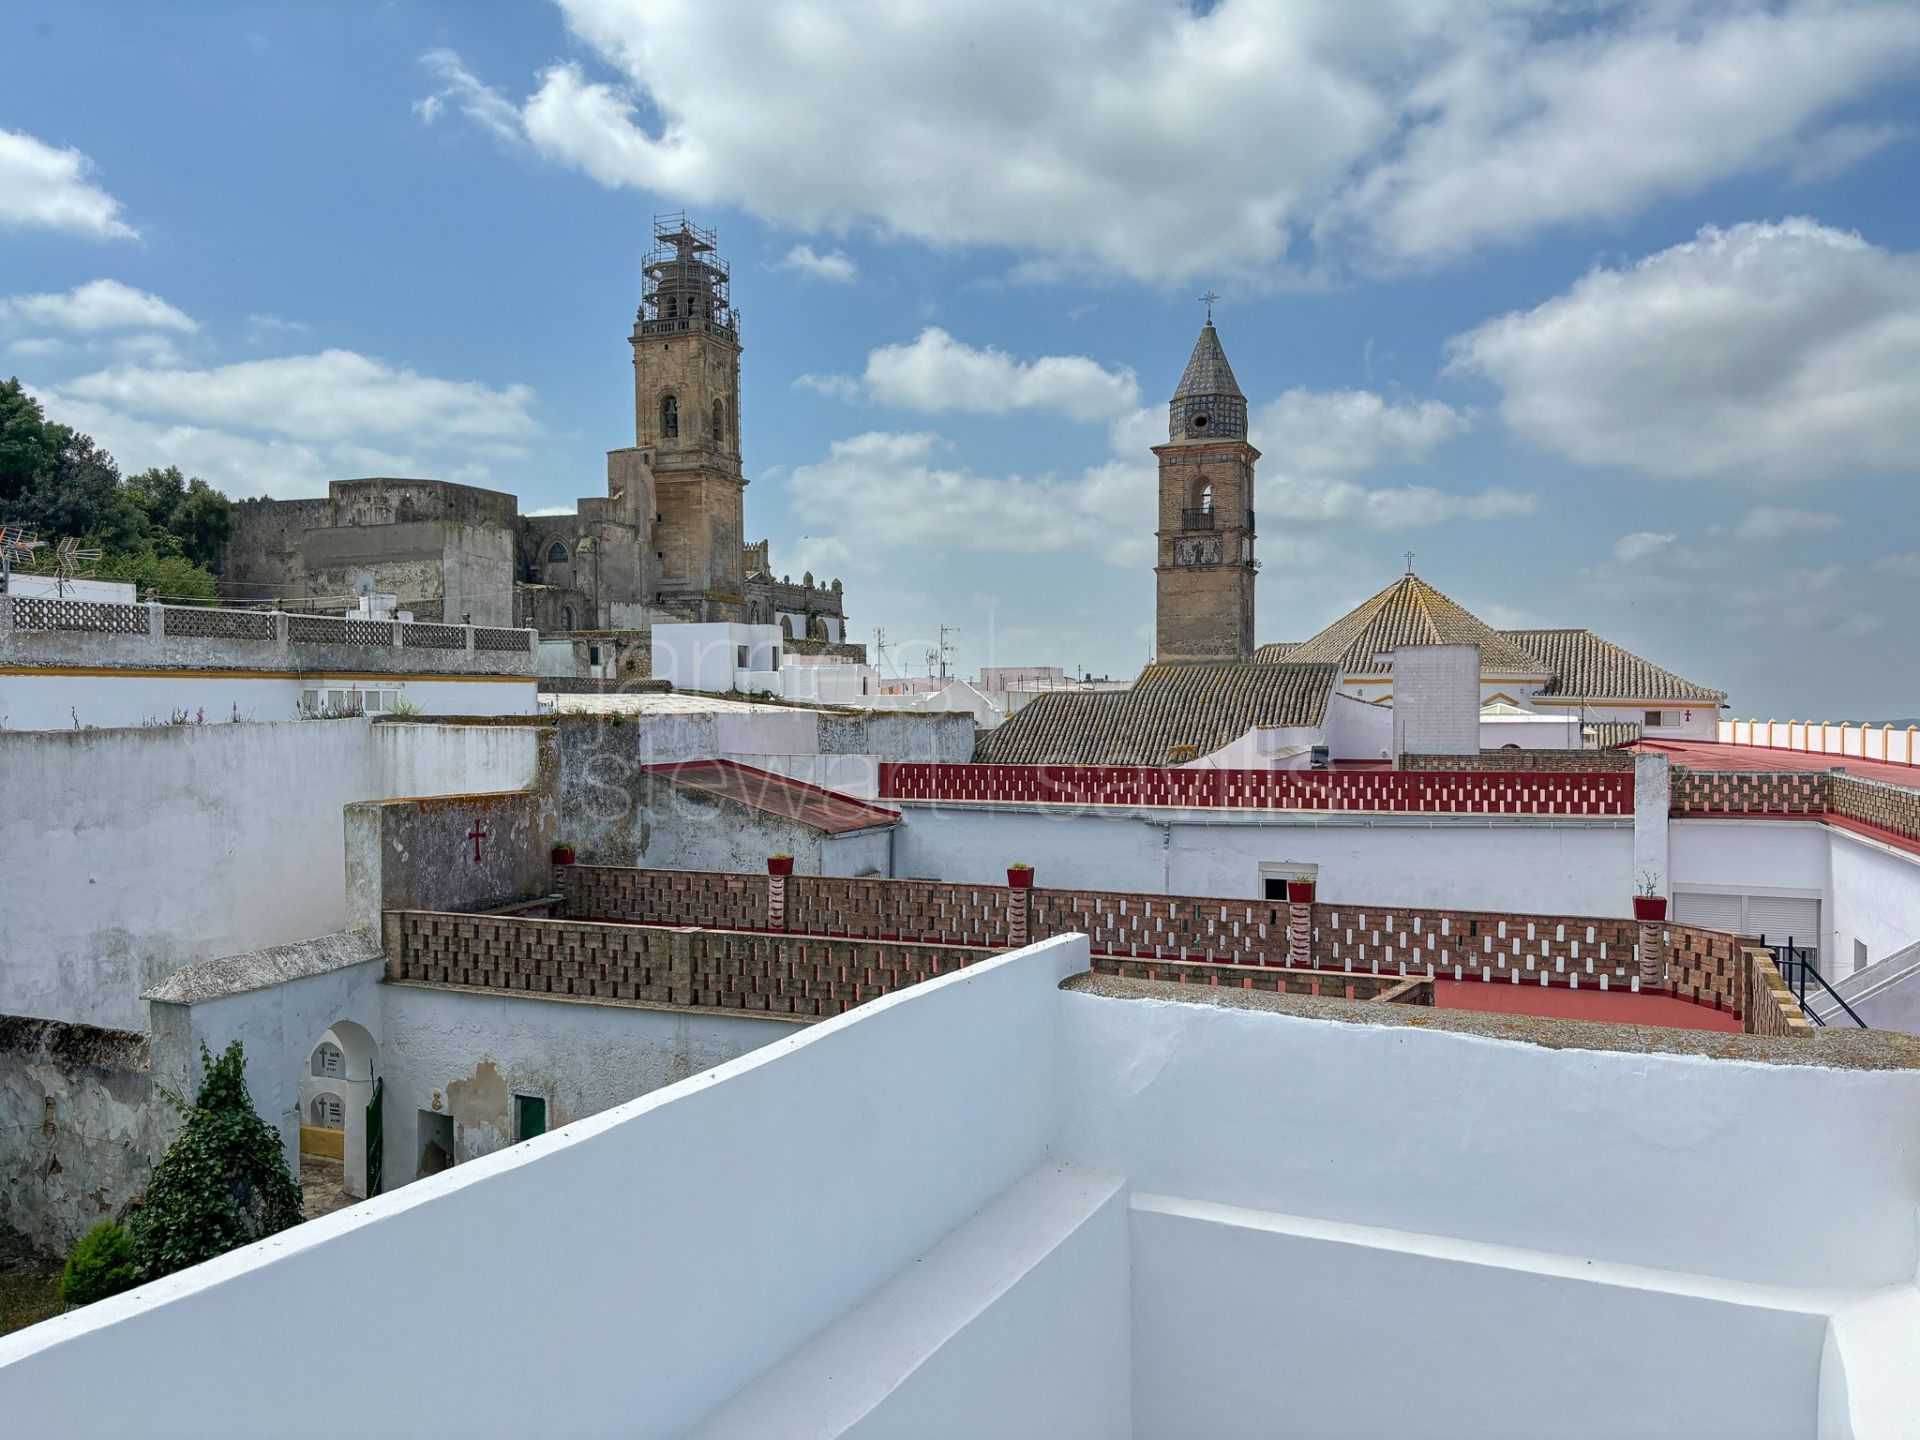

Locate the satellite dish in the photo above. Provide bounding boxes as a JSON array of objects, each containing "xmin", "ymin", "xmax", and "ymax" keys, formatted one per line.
[{"xmin": 354, "ymin": 572, "xmax": 376, "ymax": 597}]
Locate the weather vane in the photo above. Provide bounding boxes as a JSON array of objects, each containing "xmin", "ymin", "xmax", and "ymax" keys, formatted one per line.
[{"xmin": 1200, "ymin": 290, "xmax": 1220, "ymax": 324}]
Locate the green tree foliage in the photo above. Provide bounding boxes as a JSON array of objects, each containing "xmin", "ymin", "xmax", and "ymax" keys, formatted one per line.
[
  {"xmin": 0, "ymin": 378, "xmax": 234, "ymax": 595},
  {"xmin": 130, "ymin": 1042, "xmax": 303, "ymax": 1282},
  {"xmin": 58, "ymin": 1221, "xmax": 141, "ymax": 1306}
]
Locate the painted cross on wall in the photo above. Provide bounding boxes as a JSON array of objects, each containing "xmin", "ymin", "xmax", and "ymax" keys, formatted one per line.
[{"xmin": 467, "ymin": 823, "xmax": 489, "ymax": 863}]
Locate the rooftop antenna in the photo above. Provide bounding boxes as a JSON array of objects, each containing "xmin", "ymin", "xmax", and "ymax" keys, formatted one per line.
[
  {"xmin": 0, "ymin": 524, "xmax": 43, "ymax": 596},
  {"xmin": 1200, "ymin": 290, "xmax": 1220, "ymax": 325},
  {"xmin": 937, "ymin": 624, "xmax": 959, "ymax": 680},
  {"xmin": 53, "ymin": 536, "xmax": 102, "ymax": 599},
  {"xmin": 872, "ymin": 625, "xmax": 894, "ymax": 676}
]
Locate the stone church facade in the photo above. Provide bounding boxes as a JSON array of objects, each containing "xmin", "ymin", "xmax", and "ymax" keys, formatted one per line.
[{"xmin": 222, "ymin": 218, "xmax": 847, "ymax": 642}]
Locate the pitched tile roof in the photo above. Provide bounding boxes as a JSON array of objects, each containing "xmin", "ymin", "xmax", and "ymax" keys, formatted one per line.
[
  {"xmin": 1285, "ymin": 574, "xmax": 1547, "ymax": 675},
  {"xmin": 973, "ymin": 661, "xmax": 1336, "ymax": 766},
  {"xmin": 1582, "ymin": 720, "xmax": 1645, "ymax": 749},
  {"xmin": 1500, "ymin": 629, "xmax": 1726, "ymax": 703},
  {"xmin": 1174, "ymin": 323, "xmax": 1243, "ymax": 400},
  {"xmin": 1252, "ymin": 641, "xmax": 1300, "ymax": 663},
  {"xmin": 644, "ymin": 760, "xmax": 900, "ymax": 834}
]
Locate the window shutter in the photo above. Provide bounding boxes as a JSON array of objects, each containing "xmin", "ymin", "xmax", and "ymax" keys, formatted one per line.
[{"xmin": 1673, "ymin": 892, "xmax": 1744, "ymax": 931}]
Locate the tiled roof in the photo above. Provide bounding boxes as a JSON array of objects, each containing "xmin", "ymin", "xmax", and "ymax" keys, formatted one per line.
[
  {"xmin": 1174, "ymin": 324, "xmax": 1243, "ymax": 399},
  {"xmin": 1502, "ymin": 629, "xmax": 1726, "ymax": 703},
  {"xmin": 1286, "ymin": 574, "xmax": 1547, "ymax": 675},
  {"xmin": 1582, "ymin": 721, "xmax": 1645, "ymax": 749},
  {"xmin": 973, "ymin": 662, "xmax": 1336, "ymax": 766},
  {"xmin": 1252, "ymin": 641, "xmax": 1300, "ymax": 663},
  {"xmin": 644, "ymin": 760, "xmax": 900, "ymax": 834}
]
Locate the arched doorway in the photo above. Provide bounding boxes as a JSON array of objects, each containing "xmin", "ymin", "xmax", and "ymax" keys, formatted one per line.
[{"xmin": 297, "ymin": 1020, "xmax": 379, "ymax": 1211}]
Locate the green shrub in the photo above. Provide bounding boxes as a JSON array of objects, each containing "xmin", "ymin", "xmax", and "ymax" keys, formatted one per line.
[
  {"xmin": 130, "ymin": 1042, "xmax": 303, "ymax": 1282},
  {"xmin": 59, "ymin": 1221, "xmax": 140, "ymax": 1306}
]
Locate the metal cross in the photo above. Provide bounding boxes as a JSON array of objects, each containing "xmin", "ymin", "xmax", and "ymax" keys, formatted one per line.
[
  {"xmin": 467, "ymin": 823, "xmax": 488, "ymax": 863},
  {"xmin": 1404, "ymin": 550, "xmax": 1416, "ymax": 574},
  {"xmin": 1200, "ymin": 291, "xmax": 1220, "ymax": 324}
]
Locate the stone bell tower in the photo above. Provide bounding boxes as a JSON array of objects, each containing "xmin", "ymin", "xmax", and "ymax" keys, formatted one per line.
[
  {"xmin": 1153, "ymin": 302, "xmax": 1258, "ymax": 662},
  {"xmin": 631, "ymin": 215, "xmax": 747, "ymax": 620}
]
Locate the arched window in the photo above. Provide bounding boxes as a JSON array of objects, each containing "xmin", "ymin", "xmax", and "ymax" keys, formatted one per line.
[
  {"xmin": 546, "ymin": 541, "xmax": 568, "ymax": 566},
  {"xmin": 561, "ymin": 606, "xmax": 575, "ymax": 631},
  {"xmin": 660, "ymin": 394, "xmax": 679, "ymax": 438},
  {"xmin": 311, "ymin": 1042, "xmax": 344, "ymax": 1078},
  {"xmin": 1198, "ymin": 482, "xmax": 1213, "ymax": 514},
  {"xmin": 309, "ymin": 1093, "xmax": 345, "ymax": 1128},
  {"xmin": 666, "ymin": 296, "xmax": 678, "ymax": 319},
  {"xmin": 712, "ymin": 399, "xmax": 725, "ymax": 443}
]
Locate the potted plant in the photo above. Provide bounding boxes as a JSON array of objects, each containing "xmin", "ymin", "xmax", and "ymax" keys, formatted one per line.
[
  {"xmin": 1006, "ymin": 863, "xmax": 1035, "ymax": 889},
  {"xmin": 1285, "ymin": 878, "xmax": 1316, "ymax": 905},
  {"xmin": 551, "ymin": 841, "xmax": 577, "ymax": 866},
  {"xmin": 767, "ymin": 853, "xmax": 795, "ymax": 877},
  {"xmin": 1632, "ymin": 872, "xmax": 1667, "ymax": 922}
]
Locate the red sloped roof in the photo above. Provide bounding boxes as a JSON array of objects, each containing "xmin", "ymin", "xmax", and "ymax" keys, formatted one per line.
[{"xmin": 643, "ymin": 759, "xmax": 900, "ymax": 834}]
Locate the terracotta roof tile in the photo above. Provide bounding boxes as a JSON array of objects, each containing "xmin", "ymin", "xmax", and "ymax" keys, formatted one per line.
[
  {"xmin": 644, "ymin": 760, "xmax": 899, "ymax": 834},
  {"xmin": 973, "ymin": 662, "xmax": 1335, "ymax": 766},
  {"xmin": 1286, "ymin": 574, "xmax": 1547, "ymax": 675},
  {"xmin": 1502, "ymin": 628, "xmax": 1726, "ymax": 703}
]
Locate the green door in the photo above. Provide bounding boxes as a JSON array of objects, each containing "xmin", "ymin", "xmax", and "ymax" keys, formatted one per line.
[{"xmin": 515, "ymin": 1093, "xmax": 547, "ymax": 1142}]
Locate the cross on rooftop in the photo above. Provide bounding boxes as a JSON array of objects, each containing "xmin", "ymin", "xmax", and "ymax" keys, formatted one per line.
[
  {"xmin": 1405, "ymin": 551, "xmax": 1416, "ymax": 574},
  {"xmin": 1200, "ymin": 290, "xmax": 1220, "ymax": 324}
]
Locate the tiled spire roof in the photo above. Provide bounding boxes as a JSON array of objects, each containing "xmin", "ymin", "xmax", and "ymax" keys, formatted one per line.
[
  {"xmin": 1286, "ymin": 573, "xmax": 1547, "ymax": 675},
  {"xmin": 1174, "ymin": 323, "xmax": 1243, "ymax": 401}
]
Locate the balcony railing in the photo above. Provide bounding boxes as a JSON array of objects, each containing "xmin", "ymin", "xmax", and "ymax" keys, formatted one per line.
[{"xmin": 1180, "ymin": 507, "xmax": 1215, "ymax": 529}]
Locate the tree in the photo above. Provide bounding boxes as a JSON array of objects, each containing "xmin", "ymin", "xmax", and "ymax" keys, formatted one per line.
[
  {"xmin": 17, "ymin": 432, "xmax": 146, "ymax": 551},
  {"xmin": 0, "ymin": 377, "xmax": 60, "ymax": 508},
  {"xmin": 59, "ymin": 1221, "xmax": 141, "ymax": 1305},
  {"xmin": 171, "ymin": 478, "xmax": 232, "ymax": 570},
  {"xmin": 130, "ymin": 1042, "xmax": 303, "ymax": 1282}
]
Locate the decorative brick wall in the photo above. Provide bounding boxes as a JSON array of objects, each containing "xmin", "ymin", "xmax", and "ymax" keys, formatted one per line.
[
  {"xmin": 1088, "ymin": 955, "xmax": 1431, "ymax": 1003},
  {"xmin": 559, "ymin": 865, "xmax": 771, "ymax": 932},
  {"xmin": 1744, "ymin": 947, "xmax": 1815, "ymax": 1036},
  {"xmin": 385, "ymin": 910, "xmax": 989, "ymax": 1018},
  {"xmin": 1397, "ymin": 751, "xmax": 1637, "ymax": 773},
  {"xmin": 1830, "ymin": 775, "xmax": 1920, "ymax": 848},
  {"xmin": 1670, "ymin": 769, "xmax": 1833, "ymax": 815},
  {"xmin": 876, "ymin": 763, "xmax": 1634, "ymax": 815},
  {"xmin": 1314, "ymin": 907, "xmax": 1643, "ymax": 989}
]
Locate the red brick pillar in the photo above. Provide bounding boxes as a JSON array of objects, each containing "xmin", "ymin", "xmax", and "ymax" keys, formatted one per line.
[
  {"xmin": 1007, "ymin": 866, "xmax": 1034, "ymax": 947},
  {"xmin": 1286, "ymin": 880, "xmax": 1315, "ymax": 967},
  {"xmin": 767, "ymin": 855, "xmax": 793, "ymax": 932},
  {"xmin": 1633, "ymin": 895, "xmax": 1668, "ymax": 988}
]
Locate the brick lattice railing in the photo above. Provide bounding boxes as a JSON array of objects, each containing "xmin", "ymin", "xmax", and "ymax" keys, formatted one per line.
[
  {"xmin": 1671, "ymin": 769, "xmax": 1920, "ymax": 850},
  {"xmin": 875, "ymin": 763, "xmax": 1634, "ymax": 815},
  {"xmin": 549, "ymin": 865, "xmax": 1802, "ymax": 1028},
  {"xmin": 1089, "ymin": 955, "xmax": 1432, "ymax": 1004},
  {"xmin": 5, "ymin": 593, "xmax": 532, "ymax": 655},
  {"xmin": 1397, "ymin": 750, "xmax": 1638, "ymax": 773}
]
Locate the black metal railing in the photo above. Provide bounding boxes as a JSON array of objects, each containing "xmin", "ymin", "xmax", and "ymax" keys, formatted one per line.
[
  {"xmin": 1180, "ymin": 507, "xmax": 1215, "ymax": 529},
  {"xmin": 1763, "ymin": 936, "xmax": 1866, "ymax": 1027}
]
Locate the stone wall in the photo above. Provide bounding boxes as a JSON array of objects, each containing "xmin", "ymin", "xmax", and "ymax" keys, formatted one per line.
[{"xmin": 0, "ymin": 1016, "xmax": 161, "ymax": 1255}]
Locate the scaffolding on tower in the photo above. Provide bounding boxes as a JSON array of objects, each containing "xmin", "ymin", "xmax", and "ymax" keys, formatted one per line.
[{"xmin": 640, "ymin": 212, "xmax": 736, "ymax": 338}]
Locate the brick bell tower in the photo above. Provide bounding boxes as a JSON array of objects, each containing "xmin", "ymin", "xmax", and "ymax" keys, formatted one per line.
[
  {"xmin": 1153, "ymin": 299, "xmax": 1258, "ymax": 662},
  {"xmin": 632, "ymin": 215, "xmax": 748, "ymax": 620}
]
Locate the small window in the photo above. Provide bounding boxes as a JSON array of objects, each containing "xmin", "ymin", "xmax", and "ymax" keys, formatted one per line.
[
  {"xmin": 660, "ymin": 394, "xmax": 679, "ymax": 438},
  {"xmin": 312, "ymin": 1042, "xmax": 344, "ymax": 1078},
  {"xmin": 1200, "ymin": 482, "xmax": 1213, "ymax": 514},
  {"xmin": 514, "ymin": 1093, "xmax": 547, "ymax": 1142},
  {"xmin": 712, "ymin": 399, "xmax": 725, "ymax": 443},
  {"xmin": 1644, "ymin": 710, "xmax": 1666, "ymax": 727},
  {"xmin": 736, "ymin": 644, "xmax": 749, "ymax": 668},
  {"xmin": 546, "ymin": 541, "xmax": 568, "ymax": 566},
  {"xmin": 666, "ymin": 296, "xmax": 678, "ymax": 319},
  {"xmin": 562, "ymin": 606, "xmax": 575, "ymax": 632},
  {"xmin": 588, "ymin": 645, "xmax": 603, "ymax": 666}
]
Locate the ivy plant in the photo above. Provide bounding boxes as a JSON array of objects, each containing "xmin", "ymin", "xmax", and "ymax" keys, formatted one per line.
[{"xmin": 130, "ymin": 1041, "xmax": 303, "ymax": 1281}]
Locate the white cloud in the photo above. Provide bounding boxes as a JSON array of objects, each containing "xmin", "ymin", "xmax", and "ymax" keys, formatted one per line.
[
  {"xmin": 860, "ymin": 328, "xmax": 1140, "ymax": 422},
  {"xmin": 0, "ymin": 128, "xmax": 138, "ymax": 240},
  {"xmin": 1732, "ymin": 506, "xmax": 1843, "ymax": 543},
  {"xmin": 414, "ymin": 2, "xmax": 1920, "ymax": 281},
  {"xmin": 1253, "ymin": 389, "xmax": 1467, "ymax": 474},
  {"xmin": 245, "ymin": 312, "xmax": 310, "ymax": 338},
  {"xmin": 793, "ymin": 372, "xmax": 861, "ymax": 401},
  {"xmin": 0, "ymin": 279, "xmax": 195, "ymax": 334},
  {"xmin": 59, "ymin": 349, "xmax": 537, "ymax": 446},
  {"xmin": 1448, "ymin": 219, "xmax": 1920, "ymax": 483},
  {"xmin": 1613, "ymin": 531, "xmax": 1677, "ymax": 565},
  {"xmin": 778, "ymin": 244, "xmax": 857, "ymax": 284}
]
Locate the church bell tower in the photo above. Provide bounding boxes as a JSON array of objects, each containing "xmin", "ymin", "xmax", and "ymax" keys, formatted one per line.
[
  {"xmin": 631, "ymin": 215, "xmax": 747, "ymax": 620},
  {"xmin": 1153, "ymin": 304, "xmax": 1258, "ymax": 662}
]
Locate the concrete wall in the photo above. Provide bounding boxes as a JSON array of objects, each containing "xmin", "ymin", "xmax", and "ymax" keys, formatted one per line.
[
  {"xmin": 0, "ymin": 672, "xmax": 537, "ymax": 730},
  {"xmin": 893, "ymin": 804, "xmax": 1633, "ymax": 916},
  {"xmin": 0, "ymin": 1016, "xmax": 160, "ymax": 1255},
  {"xmin": 1391, "ymin": 643, "xmax": 1481, "ymax": 757},
  {"xmin": 0, "ymin": 720, "xmax": 546, "ymax": 1030},
  {"xmin": 589, "ymin": 769, "xmax": 892, "ymax": 875},
  {"xmin": 346, "ymin": 789, "xmax": 556, "ymax": 930}
]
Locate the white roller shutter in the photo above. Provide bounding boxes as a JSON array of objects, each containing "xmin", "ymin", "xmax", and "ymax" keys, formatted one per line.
[
  {"xmin": 1673, "ymin": 892, "xmax": 1745, "ymax": 931},
  {"xmin": 1747, "ymin": 895, "xmax": 1820, "ymax": 949}
]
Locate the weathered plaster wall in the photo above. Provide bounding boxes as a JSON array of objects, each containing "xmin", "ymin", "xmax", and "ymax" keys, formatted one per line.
[
  {"xmin": 0, "ymin": 1016, "xmax": 160, "ymax": 1255},
  {"xmin": 346, "ymin": 788, "xmax": 556, "ymax": 930},
  {"xmin": 378, "ymin": 983, "xmax": 793, "ymax": 1179},
  {"xmin": 0, "ymin": 720, "xmax": 547, "ymax": 1030},
  {"xmin": 586, "ymin": 770, "xmax": 890, "ymax": 874}
]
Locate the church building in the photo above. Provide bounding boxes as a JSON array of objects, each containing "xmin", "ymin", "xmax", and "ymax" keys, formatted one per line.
[{"xmin": 221, "ymin": 218, "xmax": 848, "ymax": 644}]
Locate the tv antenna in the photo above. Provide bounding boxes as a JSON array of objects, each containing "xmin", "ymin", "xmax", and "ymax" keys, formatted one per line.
[
  {"xmin": 936, "ymin": 624, "xmax": 959, "ymax": 680},
  {"xmin": 53, "ymin": 537, "xmax": 102, "ymax": 598},
  {"xmin": 0, "ymin": 524, "xmax": 43, "ymax": 595}
]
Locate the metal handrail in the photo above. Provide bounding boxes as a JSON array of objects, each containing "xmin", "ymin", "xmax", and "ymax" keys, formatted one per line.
[{"xmin": 1762, "ymin": 935, "xmax": 1867, "ymax": 1027}]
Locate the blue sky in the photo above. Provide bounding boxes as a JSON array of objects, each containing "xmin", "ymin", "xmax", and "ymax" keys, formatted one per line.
[{"xmin": 4, "ymin": 1, "xmax": 1919, "ymax": 716}]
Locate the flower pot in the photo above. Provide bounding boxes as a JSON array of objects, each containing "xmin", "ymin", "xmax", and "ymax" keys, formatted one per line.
[
  {"xmin": 1006, "ymin": 867, "xmax": 1035, "ymax": 889},
  {"xmin": 1632, "ymin": 895, "xmax": 1668, "ymax": 922},
  {"xmin": 767, "ymin": 856, "xmax": 795, "ymax": 877},
  {"xmin": 1285, "ymin": 879, "xmax": 1316, "ymax": 905},
  {"xmin": 551, "ymin": 845, "xmax": 576, "ymax": 866}
]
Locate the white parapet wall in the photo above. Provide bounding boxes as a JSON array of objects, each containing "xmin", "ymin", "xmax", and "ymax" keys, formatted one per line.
[{"xmin": 4, "ymin": 936, "xmax": 1919, "ymax": 1439}]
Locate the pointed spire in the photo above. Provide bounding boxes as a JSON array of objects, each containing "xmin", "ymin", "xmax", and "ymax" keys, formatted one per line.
[
  {"xmin": 1174, "ymin": 323, "xmax": 1243, "ymax": 401},
  {"xmin": 1169, "ymin": 308, "xmax": 1248, "ymax": 441}
]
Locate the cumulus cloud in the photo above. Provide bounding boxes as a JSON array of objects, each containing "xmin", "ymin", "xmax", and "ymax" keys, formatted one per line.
[
  {"xmin": 1447, "ymin": 219, "xmax": 1920, "ymax": 483},
  {"xmin": 412, "ymin": 2, "xmax": 1920, "ymax": 280},
  {"xmin": 859, "ymin": 328, "xmax": 1140, "ymax": 423},
  {"xmin": 0, "ymin": 279, "xmax": 195, "ymax": 334},
  {"xmin": 778, "ymin": 244, "xmax": 857, "ymax": 284},
  {"xmin": 0, "ymin": 128, "xmax": 138, "ymax": 240},
  {"xmin": 1613, "ymin": 531, "xmax": 1678, "ymax": 565}
]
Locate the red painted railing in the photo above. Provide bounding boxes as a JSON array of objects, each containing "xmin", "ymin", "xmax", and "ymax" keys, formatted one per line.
[{"xmin": 875, "ymin": 763, "xmax": 1634, "ymax": 816}]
